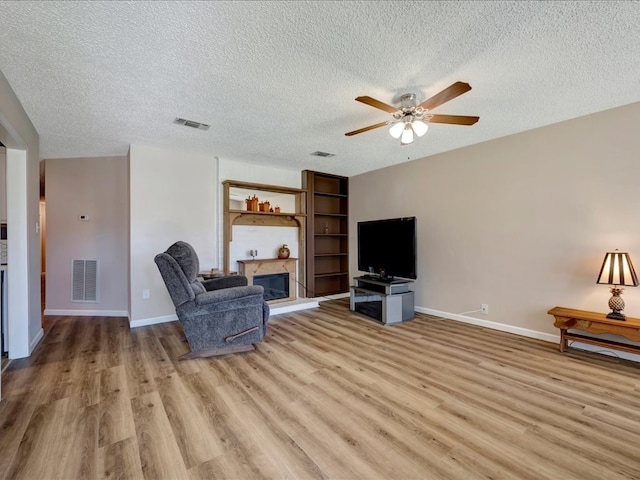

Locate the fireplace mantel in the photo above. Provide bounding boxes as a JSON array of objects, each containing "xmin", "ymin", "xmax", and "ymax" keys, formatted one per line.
[
  {"xmin": 222, "ymin": 180, "xmax": 307, "ymax": 299},
  {"xmin": 237, "ymin": 258, "xmax": 298, "ymax": 303}
]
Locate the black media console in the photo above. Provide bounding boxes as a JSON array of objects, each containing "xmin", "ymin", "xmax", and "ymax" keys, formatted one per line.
[{"xmin": 349, "ymin": 276, "xmax": 415, "ymax": 325}]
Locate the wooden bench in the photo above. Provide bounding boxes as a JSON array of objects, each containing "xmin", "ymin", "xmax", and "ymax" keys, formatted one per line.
[{"xmin": 548, "ymin": 306, "xmax": 640, "ymax": 355}]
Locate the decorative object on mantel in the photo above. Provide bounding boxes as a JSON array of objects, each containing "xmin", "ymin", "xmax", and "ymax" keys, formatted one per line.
[
  {"xmin": 250, "ymin": 249, "xmax": 258, "ymax": 260},
  {"xmin": 278, "ymin": 244, "xmax": 290, "ymax": 259},
  {"xmin": 274, "ymin": 206, "xmax": 280, "ymax": 213},
  {"xmin": 259, "ymin": 200, "xmax": 271, "ymax": 212},
  {"xmin": 246, "ymin": 195, "xmax": 259, "ymax": 211},
  {"xmin": 596, "ymin": 249, "xmax": 639, "ymax": 320}
]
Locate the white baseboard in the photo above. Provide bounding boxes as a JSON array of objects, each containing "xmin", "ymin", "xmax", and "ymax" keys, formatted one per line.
[
  {"xmin": 29, "ymin": 327, "xmax": 44, "ymax": 353},
  {"xmin": 415, "ymin": 306, "xmax": 559, "ymax": 343},
  {"xmin": 317, "ymin": 292, "xmax": 350, "ymax": 302},
  {"xmin": 44, "ymin": 309, "xmax": 129, "ymax": 318},
  {"xmin": 129, "ymin": 299, "xmax": 321, "ymax": 328},
  {"xmin": 416, "ymin": 306, "xmax": 640, "ymax": 363},
  {"xmin": 1, "ymin": 358, "xmax": 11, "ymax": 374},
  {"xmin": 271, "ymin": 299, "xmax": 319, "ymax": 315},
  {"xmin": 130, "ymin": 314, "xmax": 178, "ymax": 328}
]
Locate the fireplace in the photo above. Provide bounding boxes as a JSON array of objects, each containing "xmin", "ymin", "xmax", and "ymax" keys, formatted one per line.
[
  {"xmin": 237, "ymin": 258, "xmax": 297, "ymax": 303},
  {"xmin": 253, "ymin": 273, "xmax": 290, "ymax": 302}
]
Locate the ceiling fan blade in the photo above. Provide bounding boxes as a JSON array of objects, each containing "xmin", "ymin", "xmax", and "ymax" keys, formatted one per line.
[
  {"xmin": 418, "ymin": 82, "xmax": 472, "ymax": 111},
  {"xmin": 355, "ymin": 96, "xmax": 397, "ymax": 113},
  {"xmin": 345, "ymin": 121, "xmax": 391, "ymax": 136},
  {"xmin": 428, "ymin": 114, "xmax": 479, "ymax": 126}
]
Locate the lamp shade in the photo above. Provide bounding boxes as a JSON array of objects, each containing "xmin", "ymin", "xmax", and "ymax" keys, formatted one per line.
[
  {"xmin": 596, "ymin": 250, "xmax": 639, "ymax": 286},
  {"xmin": 389, "ymin": 122, "xmax": 404, "ymax": 139},
  {"xmin": 412, "ymin": 119, "xmax": 429, "ymax": 137},
  {"xmin": 400, "ymin": 124, "xmax": 414, "ymax": 145}
]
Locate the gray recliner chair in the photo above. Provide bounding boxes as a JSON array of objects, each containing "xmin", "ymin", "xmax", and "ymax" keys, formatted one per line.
[{"xmin": 154, "ymin": 241, "xmax": 269, "ymax": 359}]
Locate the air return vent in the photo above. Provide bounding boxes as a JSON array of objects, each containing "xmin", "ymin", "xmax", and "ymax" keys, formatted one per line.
[
  {"xmin": 71, "ymin": 259, "xmax": 98, "ymax": 303},
  {"xmin": 310, "ymin": 151, "xmax": 336, "ymax": 158},
  {"xmin": 174, "ymin": 117, "xmax": 210, "ymax": 130}
]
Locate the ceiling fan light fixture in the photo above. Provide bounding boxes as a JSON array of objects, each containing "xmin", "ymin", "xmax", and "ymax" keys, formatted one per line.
[
  {"xmin": 412, "ymin": 119, "xmax": 429, "ymax": 137},
  {"xmin": 389, "ymin": 122, "xmax": 405, "ymax": 139},
  {"xmin": 345, "ymin": 81, "xmax": 478, "ymax": 143},
  {"xmin": 400, "ymin": 124, "xmax": 414, "ymax": 145}
]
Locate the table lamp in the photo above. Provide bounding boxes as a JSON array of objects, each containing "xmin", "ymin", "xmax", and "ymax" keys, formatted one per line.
[{"xmin": 596, "ymin": 250, "xmax": 639, "ymax": 320}]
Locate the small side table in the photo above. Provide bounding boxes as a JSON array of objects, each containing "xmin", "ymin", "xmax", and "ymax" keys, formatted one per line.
[
  {"xmin": 198, "ymin": 270, "xmax": 236, "ymax": 280},
  {"xmin": 548, "ymin": 306, "xmax": 640, "ymax": 355}
]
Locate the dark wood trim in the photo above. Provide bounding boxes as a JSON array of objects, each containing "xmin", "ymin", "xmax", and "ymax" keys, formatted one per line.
[{"xmin": 302, "ymin": 170, "xmax": 349, "ymax": 298}]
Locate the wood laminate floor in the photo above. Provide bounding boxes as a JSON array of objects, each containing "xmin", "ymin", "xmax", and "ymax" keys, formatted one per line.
[{"xmin": 1, "ymin": 299, "xmax": 639, "ymax": 479}]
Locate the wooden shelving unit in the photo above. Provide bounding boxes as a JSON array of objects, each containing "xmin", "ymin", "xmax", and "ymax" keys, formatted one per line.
[
  {"xmin": 222, "ymin": 180, "xmax": 307, "ymax": 299},
  {"xmin": 302, "ymin": 170, "xmax": 349, "ymax": 297}
]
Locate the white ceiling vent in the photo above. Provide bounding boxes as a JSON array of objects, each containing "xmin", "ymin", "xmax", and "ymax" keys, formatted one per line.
[
  {"xmin": 310, "ymin": 151, "xmax": 336, "ymax": 158},
  {"xmin": 174, "ymin": 117, "xmax": 210, "ymax": 130},
  {"xmin": 72, "ymin": 259, "xmax": 99, "ymax": 303}
]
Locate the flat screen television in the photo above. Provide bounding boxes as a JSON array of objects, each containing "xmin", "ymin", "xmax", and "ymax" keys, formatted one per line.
[{"xmin": 357, "ymin": 216, "xmax": 417, "ymax": 281}]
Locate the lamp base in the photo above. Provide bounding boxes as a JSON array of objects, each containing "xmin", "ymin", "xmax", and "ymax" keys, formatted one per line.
[
  {"xmin": 607, "ymin": 288, "xmax": 627, "ymax": 321},
  {"xmin": 606, "ymin": 311, "xmax": 627, "ymax": 321}
]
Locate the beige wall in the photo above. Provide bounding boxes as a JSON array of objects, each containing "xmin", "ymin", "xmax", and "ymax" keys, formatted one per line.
[
  {"xmin": 350, "ymin": 101, "xmax": 640, "ymax": 340},
  {"xmin": 45, "ymin": 156, "xmax": 129, "ymax": 315}
]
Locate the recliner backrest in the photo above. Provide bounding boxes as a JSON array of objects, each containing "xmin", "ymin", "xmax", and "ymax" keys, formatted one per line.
[
  {"xmin": 166, "ymin": 241, "xmax": 199, "ymax": 280},
  {"xmin": 154, "ymin": 241, "xmax": 205, "ymax": 307}
]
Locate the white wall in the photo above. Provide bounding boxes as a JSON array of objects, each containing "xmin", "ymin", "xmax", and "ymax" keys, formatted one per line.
[
  {"xmin": 0, "ymin": 69, "xmax": 41, "ymax": 360},
  {"xmin": 0, "ymin": 148, "xmax": 6, "ymax": 221},
  {"xmin": 218, "ymin": 159, "xmax": 301, "ymax": 188},
  {"xmin": 218, "ymin": 159, "xmax": 302, "ymax": 272},
  {"xmin": 350, "ymin": 101, "xmax": 640, "ymax": 346},
  {"xmin": 6, "ymin": 149, "xmax": 32, "ymax": 358},
  {"xmin": 45, "ymin": 156, "xmax": 129, "ymax": 316},
  {"xmin": 129, "ymin": 144, "xmax": 218, "ymax": 325},
  {"xmin": 229, "ymin": 225, "xmax": 299, "ymax": 273},
  {"xmin": 128, "ymin": 153, "xmax": 308, "ymax": 325}
]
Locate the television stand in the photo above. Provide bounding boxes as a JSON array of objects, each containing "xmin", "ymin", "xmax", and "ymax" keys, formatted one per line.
[
  {"xmin": 350, "ymin": 276, "xmax": 414, "ymax": 325},
  {"xmin": 361, "ymin": 274, "xmax": 405, "ymax": 284}
]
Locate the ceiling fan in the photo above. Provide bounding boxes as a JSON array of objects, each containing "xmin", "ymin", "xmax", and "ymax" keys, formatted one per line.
[{"xmin": 345, "ymin": 81, "xmax": 479, "ymax": 145}]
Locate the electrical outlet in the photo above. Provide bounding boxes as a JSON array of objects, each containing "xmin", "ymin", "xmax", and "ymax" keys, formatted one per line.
[
  {"xmin": 481, "ymin": 304, "xmax": 489, "ymax": 315},
  {"xmin": 142, "ymin": 289, "xmax": 150, "ymax": 300}
]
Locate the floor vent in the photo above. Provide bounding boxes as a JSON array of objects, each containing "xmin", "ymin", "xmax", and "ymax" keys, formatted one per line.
[{"xmin": 72, "ymin": 259, "xmax": 98, "ymax": 303}]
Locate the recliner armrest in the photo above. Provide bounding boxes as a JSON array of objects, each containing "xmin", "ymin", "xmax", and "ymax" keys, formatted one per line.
[
  {"xmin": 195, "ymin": 285, "xmax": 264, "ymax": 307},
  {"xmin": 201, "ymin": 275, "xmax": 249, "ymax": 291}
]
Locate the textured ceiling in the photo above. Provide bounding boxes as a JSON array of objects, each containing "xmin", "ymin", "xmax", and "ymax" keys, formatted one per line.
[{"xmin": 1, "ymin": 1, "xmax": 639, "ymax": 177}]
